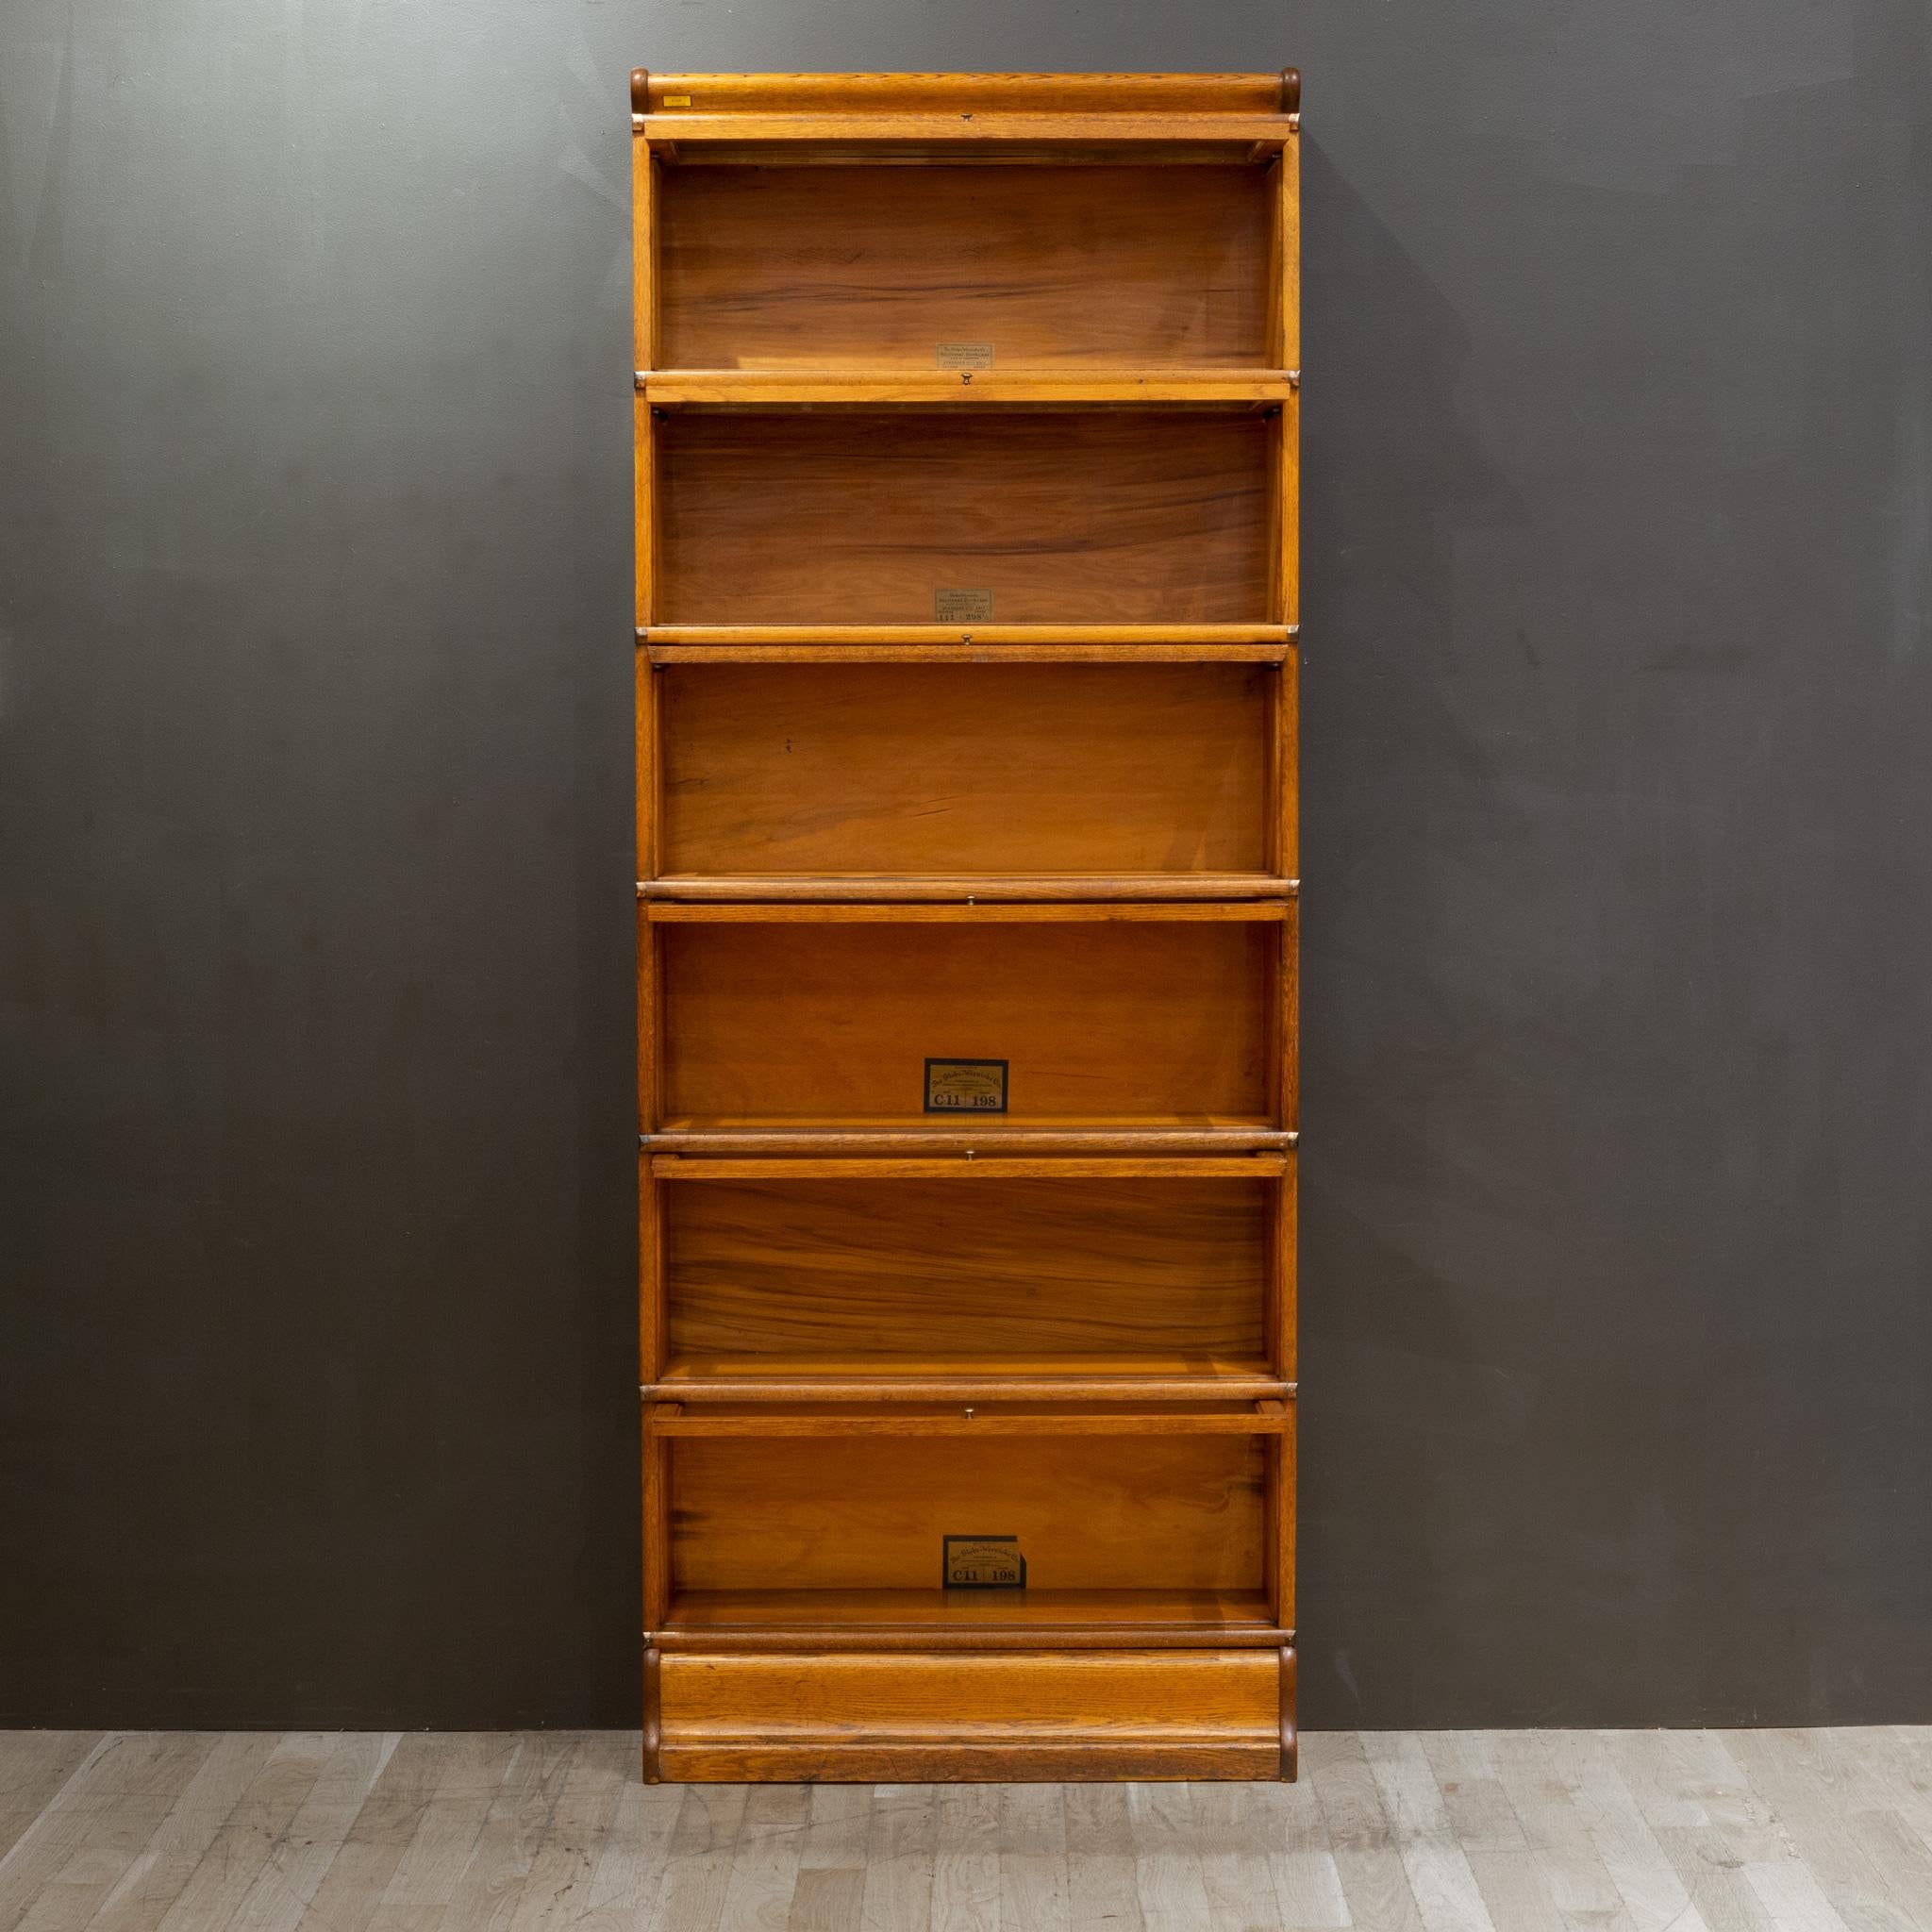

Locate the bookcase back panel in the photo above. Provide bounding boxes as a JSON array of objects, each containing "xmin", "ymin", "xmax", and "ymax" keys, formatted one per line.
[
  {"xmin": 659, "ymin": 663, "xmax": 1272, "ymax": 877},
  {"xmin": 672, "ymin": 1434, "xmax": 1266, "ymax": 1591},
  {"xmin": 657, "ymin": 164, "xmax": 1272, "ymax": 372},
  {"xmin": 666, "ymin": 1176, "xmax": 1269, "ymax": 1365},
  {"xmin": 658, "ymin": 918, "xmax": 1276, "ymax": 1125},
  {"xmin": 654, "ymin": 412, "xmax": 1271, "ymax": 624}
]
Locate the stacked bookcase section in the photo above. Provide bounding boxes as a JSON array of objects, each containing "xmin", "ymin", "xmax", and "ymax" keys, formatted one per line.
[{"xmin": 632, "ymin": 68, "xmax": 1301, "ymax": 1782}]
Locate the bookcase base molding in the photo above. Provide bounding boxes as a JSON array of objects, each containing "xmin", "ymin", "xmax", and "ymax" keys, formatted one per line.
[{"xmin": 645, "ymin": 1647, "xmax": 1298, "ymax": 1784}]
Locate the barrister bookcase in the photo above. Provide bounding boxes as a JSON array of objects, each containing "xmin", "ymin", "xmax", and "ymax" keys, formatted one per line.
[{"xmin": 632, "ymin": 68, "xmax": 1301, "ymax": 1782}]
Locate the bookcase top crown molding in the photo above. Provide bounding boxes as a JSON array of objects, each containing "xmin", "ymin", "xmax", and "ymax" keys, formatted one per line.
[{"xmin": 630, "ymin": 67, "xmax": 1301, "ymax": 156}]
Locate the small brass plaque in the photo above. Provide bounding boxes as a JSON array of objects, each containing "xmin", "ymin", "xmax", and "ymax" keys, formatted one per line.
[
  {"xmin": 661, "ymin": 93, "xmax": 691, "ymax": 106},
  {"xmin": 924, "ymin": 1058, "xmax": 1008, "ymax": 1114},
  {"xmin": 944, "ymin": 1535, "xmax": 1026, "ymax": 1589},
  {"xmin": 936, "ymin": 341, "xmax": 994, "ymax": 371},
  {"xmin": 934, "ymin": 587, "xmax": 993, "ymax": 623}
]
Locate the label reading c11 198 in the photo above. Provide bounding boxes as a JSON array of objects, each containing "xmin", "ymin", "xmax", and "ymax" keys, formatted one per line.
[
  {"xmin": 924, "ymin": 1058, "xmax": 1008, "ymax": 1114},
  {"xmin": 944, "ymin": 1536, "xmax": 1025, "ymax": 1589}
]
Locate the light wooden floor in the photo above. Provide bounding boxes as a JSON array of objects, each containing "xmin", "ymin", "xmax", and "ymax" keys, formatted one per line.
[{"xmin": 1, "ymin": 1729, "xmax": 1928, "ymax": 1930}]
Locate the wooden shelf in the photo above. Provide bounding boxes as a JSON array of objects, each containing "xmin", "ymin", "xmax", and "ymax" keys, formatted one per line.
[
  {"xmin": 642, "ymin": 625, "xmax": 1295, "ymax": 664},
  {"xmin": 642, "ymin": 874, "xmax": 1297, "ymax": 904},
  {"xmin": 642, "ymin": 625, "xmax": 1295, "ymax": 644},
  {"xmin": 653, "ymin": 1154, "xmax": 1290, "ymax": 1179},
  {"xmin": 649, "ymin": 1128, "xmax": 1298, "ymax": 1182},
  {"xmin": 645, "ymin": 898, "xmax": 1286, "ymax": 924},
  {"xmin": 638, "ymin": 370, "xmax": 1296, "ymax": 408},
  {"xmin": 658, "ymin": 1588, "xmax": 1281, "ymax": 1644},
  {"xmin": 638, "ymin": 114, "xmax": 1292, "ymax": 164},
  {"xmin": 647, "ymin": 1401, "xmax": 1291, "ymax": 1438},
  {"xmin": 653, "ymin": 1358, "xmax": 1289, "ymax": 1404},
  {"xmin": 646, "ymin": 1120, "xmax": 1292, "ymax": 1158}
]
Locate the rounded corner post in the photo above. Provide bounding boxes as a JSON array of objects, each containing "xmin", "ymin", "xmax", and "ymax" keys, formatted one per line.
[
  {"xmin": 1280, "ymin": 69, "xmax": 1301, "ymax": 115},
  {"xmin": 641, "ymin": 1642, "xmax": 663, "ymax": 1782},
  {"xmin": 630, "ymin": 67, "xmax": 651, "ymax": 114},
  {"xmin": 1279, "ymin": 1643, "xmax": 1299, "ymax": 1779}
]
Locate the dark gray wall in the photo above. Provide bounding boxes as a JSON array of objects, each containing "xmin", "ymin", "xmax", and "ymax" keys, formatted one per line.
[{"xmin": 2, "ymin": 0, "xmax": 1928, "ymax": 1730}]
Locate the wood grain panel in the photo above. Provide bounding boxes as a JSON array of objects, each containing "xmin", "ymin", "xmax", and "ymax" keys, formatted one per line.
[
  {"xmin": 658, "ymin": 165, "xmax": 1270, "ymax": 370},
  {"xmin": 659, "ymin": 1587, "xmax": 1276, "ymax": 1639},
  {"xmin": 657, "ymin": 917, "xmax": 1275, "ymax": 1125},
  {"xmin": 670, "ymin": 1435, "xmax": 1264, "ymax": 1592},
  {"xmin": 666, "ymin": 1176, "xmax": 1267, "ymax": 1364},
  {"xmin": 658, "ymin": 662, "xmax": 1270, "ymax": 877},
  {"xmin": 655, "ymin": 1740, "xmax": 1283, "ymax": 1780},
  {"xmin": 641, "ymin": 73, "xmax": 1295, "ymax": 115},
  {"xmin": 658, "ymin": 1650, "xmax": 1278, "ymax": 1734},
  {"xmin": 654, "ymin": 411, "xmax": 1271, "ymax": 624}
]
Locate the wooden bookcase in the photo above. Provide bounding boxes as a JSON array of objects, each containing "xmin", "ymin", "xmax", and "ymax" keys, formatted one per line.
[{"xmin": 631, "ymin": 68, "xmax": 1300, "ymax": 1783}]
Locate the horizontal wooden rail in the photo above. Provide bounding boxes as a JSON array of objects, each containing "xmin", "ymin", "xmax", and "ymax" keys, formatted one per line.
[
  {"xmin": 644, "ymin": 1404, "xmax": 1295, "ymax": 1439},
  {"xmin": 649, "ymin": 1155, "xmax": 1291, "ymax": 1180},
  {"xmin": 637, "ymin": 371, "xmax": 1297, "ymax": 408},
  {"xmin": 642, "ymin": 874, "xmax": 1297, "ymax": 904},
  {"xmin": 637, "ymin": 113, "xmax": 1293, "ymax": 154},
  {"xmin": 646, "ymin": 1374, "xmax": 1297, "ymax": 1404},
  {"xmin": 650, "ymin": 1625, "xmax": 1294, "ymax": 1654},
  {"xmin": 647, "ymin": 643, "xmax": 1292, "ymax": 665},
  {"xmin": 643, "ymin": 1125, "xmax": 1295, "ymax": 1158},
  {"xmin": 641, "ymin": 625, "xmax": 1297, "ymax": 646},
  {"xmin": 634, "ymin": 73, "xmax": 1298, "ymax": 116},
  {"xmin": 642, "ymin": 899, "xmax": 1287, "ymax": 924}
]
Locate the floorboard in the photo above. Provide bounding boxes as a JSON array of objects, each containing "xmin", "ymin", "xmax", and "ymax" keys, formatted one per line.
[{"xmin": 0, "ymin": 1729, "xmax": 1924, "ymax": 1929}]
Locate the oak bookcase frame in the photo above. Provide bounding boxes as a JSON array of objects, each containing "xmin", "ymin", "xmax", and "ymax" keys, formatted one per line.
[{"xmin": 633, "ymin": 67, "xmax": 1300, "ymax": 1783}]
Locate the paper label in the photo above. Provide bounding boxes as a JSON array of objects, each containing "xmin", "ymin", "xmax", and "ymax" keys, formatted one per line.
[
  {"xmin": 924, "ymin": 1058, "xmax": 1008, "ymax": 1113},
  {"xmin": 936, "ymin": 341, "xmax": 995, "ymax": 371},
  {"xmin": 944, "ymin": 1535, "xmax": 1026, "ymax": 1589},
  {"xmin": 933, "ymin": 588, "xmax": 993, "ymax": 623}
]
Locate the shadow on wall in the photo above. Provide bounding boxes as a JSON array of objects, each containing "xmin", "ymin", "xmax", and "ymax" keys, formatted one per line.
[{"xmin": 1294, "ymin": 139, "xmax": 1537, "ymax": 1728}]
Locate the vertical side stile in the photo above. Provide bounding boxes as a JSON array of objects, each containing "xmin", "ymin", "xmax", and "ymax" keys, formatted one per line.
[
  {"xmin": 634, "ymin": 649, "xmax": 658, "ymax": 889},
  {"xmin": 1258, "ymin": 1398, "xmax": 1292, "ymax": 1640},
  {"xmin": 631, "ymin": 126, "xmax": 658, "ymax": 373},
  {"xmin": 1279, "ymin": 402, "xmax": 1300, "ymax": 634},
  {"xmin": 1278, "ymin": 1408, "xmax": 1297, "ymax": 1636},
  {"xmin": 1276, "ymin": 110, "xmax": 1302, "ymax": 1709},
  {"xmin": 1264, "ymin": 1421, "xmax": 1280, "ymax": 1637},
  {"xmin": 643, "ymin": 1408, "xmax": 674, "ymax": 1632},
  {"xmin": 1262, "ymin": 153, "xmax": 1285, "ymax": 382},
  {"xmin": 1281, "ymin": 905, "xmax": 1300, "ymax": 1140},
  {"xmin": 633, "ymin": 101, "xmax": 665, "ymax": 1786},
  {"xmin": 1277, "ymin": 649, "xmax": 1300, "ymax": 882},
  {"xmin": 1278, "ymin": 125, "xmax": 1300, "ymax": 373},
  {"xmin": 641, "ymin": 1407, "xmax": 674, "ymax": 1783},
  {"xmin": 1278, "ymin": 1153, "xmax": 1299, "ymax": 1387},
  {"xmin": 634, "ymin": 394, "xmax": 656, "ymax": 634},
  {"xmin": 638, "ymin": 1146, "xmax": 662, "ymax": 1383}
]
